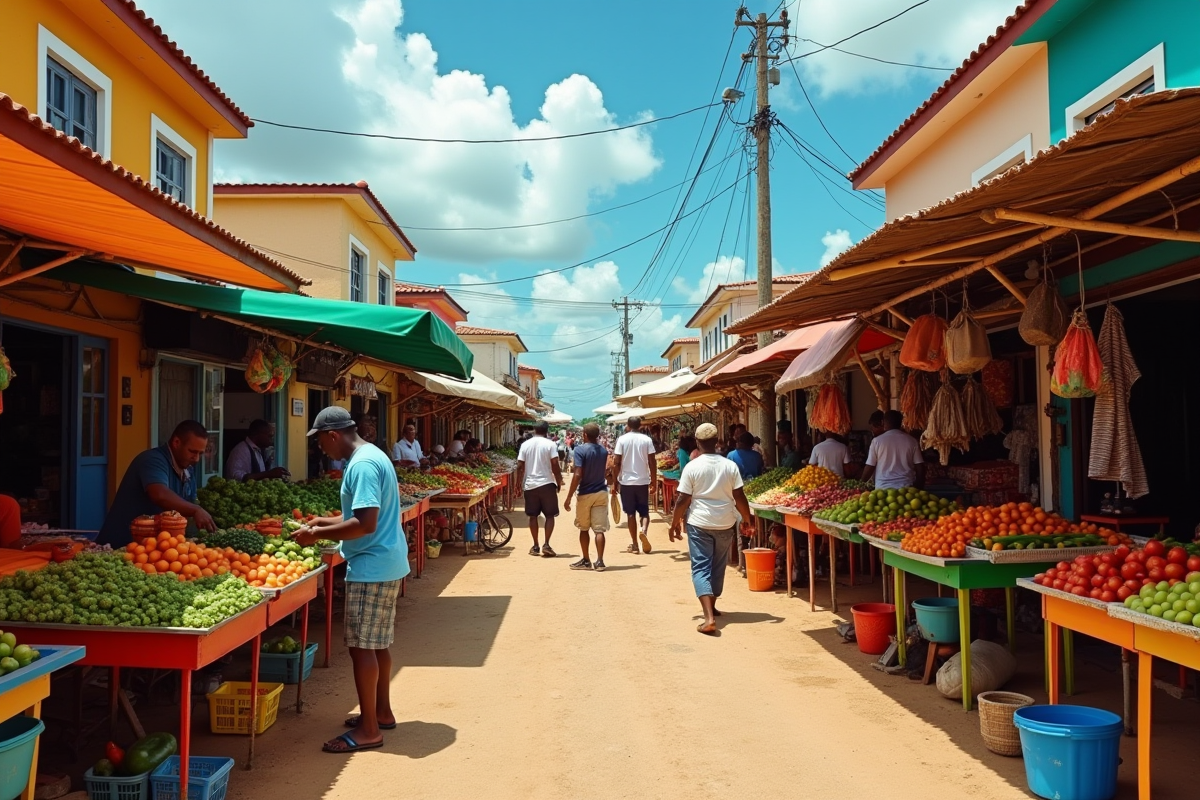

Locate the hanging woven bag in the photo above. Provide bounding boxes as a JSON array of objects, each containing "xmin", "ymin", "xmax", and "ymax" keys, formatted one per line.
[
  {"xmin": 944, "ymin": 309, "xmax": 992, "ymax": 374},
  {"xmin": 899, "ymin": 314, "xmax": 948, "ymax": 372}
]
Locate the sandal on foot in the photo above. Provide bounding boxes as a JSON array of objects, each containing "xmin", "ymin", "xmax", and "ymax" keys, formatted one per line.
[
  {"xmin": 528, "ymin": 545, "xmax": 541, "ymax": 556},
  {"xmin": 345, "ymin": 716, "xmax": 397, "ymax": 730},
  {"xmin": 593, "ymin": 559, "xmax": 607, "ymax": 572},
  {"xmin": 697, "ymin": 621, "xmax": 718, "ymax": 636},
  {"xmin": 541, "ymin": 545, "xmax": 557, "ymax": 558},
  {"xmin": 624, "ymin": 544, "xmax": 639, "ymax": 554},
  {"xmin": 639, "ymin": 532, "xmax": 652, "ymax": 554},
  {"xmin": 569, "ymin": 558, "xmax": 592, "ymax": 570},
  {"xmin": 323, "ymin": 732, "xmax": 383, "ymax": 753}
]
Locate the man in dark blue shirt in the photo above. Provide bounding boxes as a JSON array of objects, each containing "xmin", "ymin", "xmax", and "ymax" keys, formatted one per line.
[
  {"xmin": 98, "ymin": 420, "xmax": 217, "ymax": 547},
  {"xmin": 563, "ymin": 423, "xmax": 612, "ymax": 572},
  {"xmin": 727, "ymin": 432, "xmax": 764, "ymax": 479}
]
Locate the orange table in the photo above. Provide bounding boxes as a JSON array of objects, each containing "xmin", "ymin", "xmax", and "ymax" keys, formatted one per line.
[
  {"xmin": 1080, "ymin": 514, "xmax": 1168, "ymax": 536},
  {"xmin": 782, "ymin": 512, "xmax": 870, "ymax": 612},
  {"xmin": 263, "ymin": 565, "xmax": 324, "ymax": 713}
]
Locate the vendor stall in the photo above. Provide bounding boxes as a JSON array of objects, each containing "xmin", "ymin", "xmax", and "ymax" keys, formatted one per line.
[{"xmin": 0, "ymin": 645, "xmax": 84, "ymax": 800}]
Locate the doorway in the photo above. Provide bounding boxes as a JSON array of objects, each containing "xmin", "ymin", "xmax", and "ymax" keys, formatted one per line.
[
  {"xmin": 222, "ymin": 367, "xmax": 283, "ymax": 475},
  {"xmin": 307, "ymin": 387, "xmax": 331, "ymax": 478}
]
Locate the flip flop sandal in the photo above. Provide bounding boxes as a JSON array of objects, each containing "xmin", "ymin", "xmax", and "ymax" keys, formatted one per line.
[
  {"xmin": 541, "ymin": 546, "xmax": 557, "ymax": 558},
  {"xmin": 639, "ymin": 532, "xmax": 652, "ymax": 554},
  {"xmin": 624, "ymin": 544, "xmax": 639, "ymax": 554},
  {"xmin": 323, "ymin": 732, "xmax": 384, "ymax": 753},
  {"xmin": 345, "ymin": 716, "xmax": 397, "ymax": 730}
]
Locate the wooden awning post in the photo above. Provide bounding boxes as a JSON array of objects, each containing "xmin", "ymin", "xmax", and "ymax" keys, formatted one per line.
[{"xmin": 854, "ymin": 351, "xmax": 888, "ymax": 409}]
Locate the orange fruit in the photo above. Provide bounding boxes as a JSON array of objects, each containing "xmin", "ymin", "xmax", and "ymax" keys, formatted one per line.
[
  {"xmin": 135, "ymin": 553, "xmax": 149, "ymax": 564},
  {"xmin": 169, "ymin": 561, "xmax": 183, "ymax": 573},
  {"xmin": 163, "ymin": 548, "xmax": 179, "ymax": 562},
  {"xmin": 154, "ymin": 559, "xmax": 170, "ymax": 572}
]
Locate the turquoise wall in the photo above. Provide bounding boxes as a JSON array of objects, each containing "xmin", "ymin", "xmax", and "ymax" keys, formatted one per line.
[{"xmin": 1045, "ymin": 0, "xmax": 1200, "ymax": 141}]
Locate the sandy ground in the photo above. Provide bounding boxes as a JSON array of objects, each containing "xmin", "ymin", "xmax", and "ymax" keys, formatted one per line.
[{"xmin": 43, "ymin": 483, "xmax": 1199, "ymax": 799}]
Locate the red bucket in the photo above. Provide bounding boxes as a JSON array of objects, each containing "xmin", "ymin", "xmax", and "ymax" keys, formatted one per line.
[{"xmin": 851, "ymin": 603, "xmax": 897, "ymax": 655}]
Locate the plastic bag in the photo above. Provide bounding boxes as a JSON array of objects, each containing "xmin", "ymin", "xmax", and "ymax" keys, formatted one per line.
[
  {"xmin": 1050, "ymin": 311, "xmax": 1104, "ymax": 398},
  {"xmin": 899, "ymin": 314, "xmax": 948, "ymax": 372},
  {"xmin": 245, "ymin": 343, "xmax": 294, "ymax": 394},
  {"xmin": 936, "ymin": 639, "xmax": 1017, "ymax": 700},
  {"xmin": 809, "ymin": 383, "xmax": 851, "ymax": 436},
  {"xmin": 1019, "ymin": 279, "xmax": 1069, "ymax": 347},
  {"xmin": 944, "ymin": 310, "xmax": 992, "ymax": 374}
]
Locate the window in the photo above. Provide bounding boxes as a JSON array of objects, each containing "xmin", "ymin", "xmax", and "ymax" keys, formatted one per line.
[
  {"xmin": 155, "ymin": 139, "xmax": 187, "ymax": 202},
  {"xmin": 377, "ymin": 264, "xmax": 392, "ymax": 305},
  {"xmin": 38, "ymin": 26, "xmax": 111, "ymax": 158},
  {"xmin": 349, "ymin": 244, "xmax": 366, "ymax": 302},
  {"xmin": 45, "ymin": 57, "xmax": 97, "ymax": 150},
  {"xmin": 80, "ymin": 346, "xmax": 106, "ymax": 458},
  {"xmin": 1065, "ymin": 44, "xmax": 1164, "ymax": 135},
  {"xmin": 972, "ymin": 134, "xmax": 1033, "ymax": 186}
]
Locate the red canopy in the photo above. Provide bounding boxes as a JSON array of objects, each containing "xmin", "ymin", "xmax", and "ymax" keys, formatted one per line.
[{"xmin": 706, "ymin": 321, "xmax": 846, "ymax": 385}]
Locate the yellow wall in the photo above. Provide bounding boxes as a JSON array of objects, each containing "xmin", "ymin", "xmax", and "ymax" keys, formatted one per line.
[
  {"xmin": 0, "ymin": 0, "xmax": 225, "ymax": 215},
  {"xmin": 2, "ymin": 283, "xmax": 153, "ymax": 500},
  {"xmin": 212, "ymin": 196, "xmax": 405, "ymax": 303}
]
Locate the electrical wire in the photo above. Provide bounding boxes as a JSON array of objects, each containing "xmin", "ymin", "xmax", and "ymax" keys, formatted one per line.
[
  {"xmin": 249, "ymin": 102, "xmax": 720, "ymax": 144},
  {"xmin": 700, "ymin": 145, "xmax": 750, "ymax": 302},
  {"xmin": 787, "ymin": 0, "xmax": 933, "ymax": 60},
  {"xmin": 787, "ymin": 41, "xmax": 954, "ymax": 71},
  {"xmin": 774, "ymin": 120, "xmax": 885, "ymax": 210},
  {"xmin": 772, "ymin": 127, "xmax": 876, "ymax": 228},
  {"xmin": 524, "ymin": 328, "xmax": 621, "ymax": 354},
  {"xmin": 783, "ymin": 48, "xmax": 858, "ymax": 166}
]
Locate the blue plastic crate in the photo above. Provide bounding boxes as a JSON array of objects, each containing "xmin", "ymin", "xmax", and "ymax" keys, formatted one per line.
[
  {"xmin": 84, "ymin": 768, "xmax": 150, "ymax": 800},
  {"xmin": 149, "ymin": 756, "xmax": 233, "ymax": 800},
  {"xmin": 258, "ymin": 642, "xmax": 318, "ymax": 685}
]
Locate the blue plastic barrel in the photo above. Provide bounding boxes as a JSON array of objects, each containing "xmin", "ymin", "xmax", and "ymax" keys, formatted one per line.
[
  {"xmin": 912, "ymin": 597, "xmax": 959, "ymax": 642},
  {"xmin": 1013, "ymin": 705, "xmax": 1122, "ymax": 800},
  {"xmin": 464, "ymin": 521, "xmax": 479, "ymax": 542},
  {"xmin": 0, "ymin": 716, "xmax": 44, "ymax": 800}
]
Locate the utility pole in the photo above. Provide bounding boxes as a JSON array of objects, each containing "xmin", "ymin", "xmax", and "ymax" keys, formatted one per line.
[
  {"xmin": 610, "ymin": 350, "xmax": 624, "ymax": 397},
  {"xmin": 736, "ymin": 6, "xmax": 788, "ymax": 466},
  {"xmin": 612, "ymin": 296, "xmax": 646, "ymax": 394}
]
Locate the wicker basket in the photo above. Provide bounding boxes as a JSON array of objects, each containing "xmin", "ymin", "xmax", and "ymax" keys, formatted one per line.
[{"xmin": 978, "ymin": 691, "xmax": 1034, "ymax": 756}]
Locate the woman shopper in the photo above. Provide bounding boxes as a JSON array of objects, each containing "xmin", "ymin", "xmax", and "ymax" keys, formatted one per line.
[{"xmin": 668, "ymin": 423, "xmax": 755, "ymax": 635}]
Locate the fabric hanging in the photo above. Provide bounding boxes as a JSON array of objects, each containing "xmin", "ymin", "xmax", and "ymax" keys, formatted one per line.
[{"xmin": 1088, "ymin": 303, "xmax": 1149, "ymax": 499}]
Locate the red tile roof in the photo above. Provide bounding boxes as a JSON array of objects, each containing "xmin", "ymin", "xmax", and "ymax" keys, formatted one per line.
[
  {"xmin": 456, "ymin": 325, "xmax": 517, "ymax": 336},
  {"xmin": 630, "ymin": 365, "xmax": 670, "ymax": 375},
  {"xmin": 849, "ymin": 0, "xmax": 1051, "ymax": 186},
  {"xmin": 686, "ymin": 274, "xmax": 813, "ymax": 328},
  {"xmin": 0, "ymin": 93, "xmax": 306, "ymax": 290},
  {"xmin": 669, "ymin": 336, "xmax": 699, "ymax": 344},
  {"xmin": 107, "ymin": 0, "xmax": 252, "ymax": 133},
  {"xmin": 213, "ymin": 182, "xmax": 417, "ymax": 255}
]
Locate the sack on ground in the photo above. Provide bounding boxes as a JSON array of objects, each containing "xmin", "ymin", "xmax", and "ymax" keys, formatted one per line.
[
  {"xmin": 935, "ymin": 639, "xmax": 1017, "ymax": 700},
  {"xmin": 899, "ymin": 314, "xmax": 948, "ymax": 372},
  {"xmin": 944, "ymin": 310, "xmax": 992, "ymax": 374},
  {"xmin": 1019, "ymin": 280, "xmax": 1069, "ymax": 346}
]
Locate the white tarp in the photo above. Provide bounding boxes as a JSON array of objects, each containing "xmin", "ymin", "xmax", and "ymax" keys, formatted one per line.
[
  {"xmin": 542, "ymin": 410, "xmax": 573, "ymax": 424},
  {"xmin": 411, "ymin": 369, "xmax": 527, "ymax": 413}
]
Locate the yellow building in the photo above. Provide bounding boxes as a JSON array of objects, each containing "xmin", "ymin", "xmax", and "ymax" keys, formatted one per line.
[
  {"xmin": 212, "ymin": 183, "xmax": 419, "ymax": 475},
  {"xmin": 0, "ymin": 0, "xmax": 305, "ymax": 529}
]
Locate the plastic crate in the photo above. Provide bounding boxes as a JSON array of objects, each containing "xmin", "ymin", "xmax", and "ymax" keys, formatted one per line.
[
  {"xmin": 84, "ymin": 768, "xmax": 151, "ymax": 800},
  {"xmin": 205, "ymin": 681, "xmax": 283, "ymax": 735},
  {"xmin": 149, "ymin": 756, "xmax": 233, "ymax": 800},
  {"xmin": 258, "ymin": 642, "xmax": 318, "ymax": 685}
]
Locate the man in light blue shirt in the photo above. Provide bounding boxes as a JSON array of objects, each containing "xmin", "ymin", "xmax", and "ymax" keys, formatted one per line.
[{"xmin": 295, "ymin": 407, "xmax": 408, "ymax": 755}]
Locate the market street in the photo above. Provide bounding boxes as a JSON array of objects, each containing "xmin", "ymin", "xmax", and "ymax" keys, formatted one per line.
[{"xmin": 205, "ymin": 492, "xmax": 1039, "ymax": 800}]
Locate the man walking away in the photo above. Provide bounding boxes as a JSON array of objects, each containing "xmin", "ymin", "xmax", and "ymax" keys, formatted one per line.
[
  {"xmin": 727, "ymin": 431, "xmax": 764, "ymax": 479},
  {"xmin": 517, "ymin": 422, "xmax": 563, "ymax": 557},
  {"xmin": 611, "ymin": 416, "xmax": 657, "ymax": 554},
  {"xmin": 668, "ymin": 423, "xmax": 754, "ymax": 635},
  {"xmin": 295, "ymin": 407, "xmax": 408, "ymax": 753},
  {"xmin": 563, "ymin": 423, "xmax": 611, "ymax": 571}
]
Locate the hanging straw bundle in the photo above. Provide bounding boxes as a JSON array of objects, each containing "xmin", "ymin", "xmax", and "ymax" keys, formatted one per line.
[
  {"xmin": 962, "ymin": 374, "xmax": 1004, "ymax": 441},
  {"xmin": 900, "ymin": 369, "xmax": 933, "ymax": 431},
  {"xmin": 921, "ymin": 372, "xmax": 970, "ymax": 466}
]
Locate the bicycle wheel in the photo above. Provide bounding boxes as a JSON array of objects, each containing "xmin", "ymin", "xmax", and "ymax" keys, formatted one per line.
[{"xmin": 481, "ymin": 508, "xmax": 513, "ymax": 551}]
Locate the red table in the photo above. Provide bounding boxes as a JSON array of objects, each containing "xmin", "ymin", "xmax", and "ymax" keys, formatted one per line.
[
  {"xmin": 263, "ymin": 565, "xmax": 324, "ymax": 713},
  {"xmin": 7, "ymin": 604, "xmax": 268, "ymax": 799},
  {"xmin": 1080, "ymin": 514, "xmax": 1169, "ymax": 535},
  {"xmin": 660, "ymin": 477, "xmax": 678, "ymax": 514}
]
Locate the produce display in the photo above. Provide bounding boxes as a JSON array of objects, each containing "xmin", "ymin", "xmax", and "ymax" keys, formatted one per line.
[
  {"xmin": 750, "ymin": 487, "xmax": 802, "ymax": 507},
  {"xmin": 858, "ymin": 518, "xmax": 927, "ymax": 541},
  {"xmin": 777, "ymin": 485, "xmax": 867, "ymax": 515},
  {"xmin": 395, "ymin": 469, "xmax": 449, "ymax": 490},
  {"xmin": 195, "ymin": 527, "xmax": 266, "ymax": 557},
  {"xmin": 485, "ymin": 452, "xmax": 517, "ymax": 473},
  {"xmin": 429, "ymin": 464, "xmax": 490, "ymax": 495},
  {"xmin": 655, "ymin": 451, "xmax": 679, "ymax": 471},
  {"xmin": 1033, "ymin": 540, "xmax": 1200, "ymax": 603},
  {"xmin": 1125, "ymin": 575, "xmax": 1200, "ymax": 626},
  {"xmin": 744, "ymin": 467, "xmax": 796, "ymax": 501},
  {"xmin": 0, "ymin": 553, "xmax": 262, "ymax": 627},
  {"xmin": 93, "ymin": 732, "xmax": 178, "ymax": 778},
  {"xmin": 815, "ymin": 487, "xmax": 956, "ymax": 527},
  {"xmin": 197, "ymin": 477, "xmax": 341, "ymax": 528},
  {"xmin": 0, "ymin": 629, "xmax": 41, "ymax": 677},
  {"xmin": 780, "ymin": 465, "xmax": 840, "ymax": 493},
  {"xmin": 901, "ymin": 502, "xmax": 1128, "ymax": 558}
]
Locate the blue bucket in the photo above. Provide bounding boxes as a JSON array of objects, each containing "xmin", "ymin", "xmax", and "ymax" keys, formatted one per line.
[
  {"xmin": 0, "ymin": 716, "xmax": 44, "ymax": 800},
  {"xmin": 1013, "ymin": 705, "xmax": 1122, "ymax": 800},
  {"xmin": 464, "ymin": 521, "xmax": 479, "ymax": 542},
  {"xmin": 912, "ymin": 597, "xmax": 959, "ymax": 642}
]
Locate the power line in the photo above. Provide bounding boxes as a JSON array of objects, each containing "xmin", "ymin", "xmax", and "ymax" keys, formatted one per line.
[
  {"xmin": 788, "ymin": 41, "xmax": 954, "ymax": 71},
  {"xmin": 250, "ymin": 102, "xmax": 719, "ymax": 144},
  {"xmin": 772, "ymin": 126, "xmax": 877, "ymax": 228},
  {"xmin": 783, "ymin": 49, "xmax": 858, "ymax": 166},
  {"xmin": 788, "ymin": 0, "xmax": 933, "ymax": 60},
  {"xmin": 525, "ymin": 327, "xmax": 621, "ymax": 354},
  {"xmin": 773, "ymin": 120, "xmax": 885, "ymax": 210}
]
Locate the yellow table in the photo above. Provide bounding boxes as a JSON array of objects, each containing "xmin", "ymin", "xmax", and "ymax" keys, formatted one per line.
[{"xmin": 0, "ymin": 645, "xmax": 85, "ymax": 800}]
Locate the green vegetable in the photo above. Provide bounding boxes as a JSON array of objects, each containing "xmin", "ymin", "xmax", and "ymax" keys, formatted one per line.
[
  {"xmin": 197, "ymin": 477, "xmax": 342, "ymax": 528},
  {"xmin": 93, "ymin": 758, "xmax": 115, "ymax": 777},
  {"xmin": 122, "ymin": 732, "xmax": 177, "ymax": 776}
]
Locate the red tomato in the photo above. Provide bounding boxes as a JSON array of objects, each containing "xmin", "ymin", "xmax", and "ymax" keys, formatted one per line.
[
  {"xmin": 1089, "ymin": 587, "xmax": 1104, "ymax": 599},
  {"xmin": 1100, "ymin": 590, "xmax": 1117, "ymax": 603},
  {"xmin": 1143, "ymin": 578, "xmax": 1158, "ymax": 587},
  {"xmin": 1114, "ymin": 544, "xmax": 1131, "ymax": 560},
  {"xmin": 1117, "ymin": 587, "xmax": 1133, "ymax": 601},
  {"xmin": 1057, "ymin": 561, "xmax": 1071, "ymax": 572},
  {"xmin": 1188, "ymin": 556, "xmax": 1200, "ymax": 573},
  {"xmin": 1149, "ymin": 567, "xmax": 1165, "ymax": 582},
  {"xmin": 1097, "ymin": 563, "xmax": 1112, "ymax": 577},
  {"xmin": 1090, "ymin": 574, "xmax": 1106, "ymax": 587},
  {"xmin": 1120, "ymin": 562, "xmax": 1141, "ymax": 580},
  {"xmin": 1147, "ymin": 556, "xmax": 1167, "ymax": 571},
  {"xmin": 1071, "ymin": 586, "xmax": 1088, "ymax": 596},
  {"xmin": 1100, "ymin": 553, "xmax": 1115, "ymax": 565},
  {"xmin": 1124, "ymin": 579, "xmax": 1142, "ymax": 592},
  {"xmin": 1165, "ymin": 563, "xmax": 1187, "ymax": 580},
  {"xmin": 1106, "ymin": 576, "xmax": 1123, "ymax": 591},
  {"xmin": 1145, "ymin": 539, "xmax": 1166, "ymax": 557},
  {"xmin": 1134, "ymin": 551, "xmax": 1149, "ymax": 564},
  {"xmin": 1053, "ymin": 579, "xmax": 1066, "ymax": 591},
  {"xmin": 1168, "ymin": 547, "xmax": 1189, "ymax": 565}
]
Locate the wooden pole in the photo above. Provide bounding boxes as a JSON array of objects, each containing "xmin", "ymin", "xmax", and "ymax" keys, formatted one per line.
[
  {"xmin": 853, "ymin": 351, "xmax": 888, "ymax": 409},
  {"xmin": 827, "ymin": 226, "xmax": 1040, "ymax": 281},
  {"xmin": 987, "ymin": 207, "xmax": 1200, "ymax": 243}
]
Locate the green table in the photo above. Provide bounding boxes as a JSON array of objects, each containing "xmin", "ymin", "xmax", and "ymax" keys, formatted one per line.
[{"xmin": 874, "ymin": 541, "xmax": 1038, "ymax": 710}]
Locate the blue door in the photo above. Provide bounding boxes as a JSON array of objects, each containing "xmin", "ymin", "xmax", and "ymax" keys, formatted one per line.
[{"xmin": 75, "ymin": 338, "xmax": 108, "ymax": 530}]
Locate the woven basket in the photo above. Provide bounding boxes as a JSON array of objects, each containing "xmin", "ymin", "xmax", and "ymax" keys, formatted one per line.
[{"xmin": 978, "ymin": 691, "xmax": 1034, "ymax": 756}]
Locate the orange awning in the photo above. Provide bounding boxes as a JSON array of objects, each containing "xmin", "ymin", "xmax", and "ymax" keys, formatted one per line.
[
  {"xmin": 706, "ymin": 321, "xmax": 846, "ymax": 385},
  {"xmin": 0, "ymin": 95, "xmax": 305, "ymax": 292}
]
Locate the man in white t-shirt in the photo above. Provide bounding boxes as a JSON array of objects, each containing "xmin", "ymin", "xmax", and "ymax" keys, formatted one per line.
[
  {"xmin": 861, "ymin": 410, "xmax": 926, "ymax": 490},
  {"xmin": 611, "ymin": 416, "xmax": 657, "ymax": 554},
  {"xmin": 668, "ymin": 422, "xmax": 754, "ymax": 635},
  {"xmin": 391, "ymin": 424, "xmax": 424, "ymax": 466},
  {"xmin": 516, "ymin": 422, "xmax": 563, "ymax": 558},
  {"xmin": 447, "ymin": 430, "xmax": 470, "ymax": 458},
  {"xmin": 808, "ymin": 432, "xmax": 851, "ymax": 479}
]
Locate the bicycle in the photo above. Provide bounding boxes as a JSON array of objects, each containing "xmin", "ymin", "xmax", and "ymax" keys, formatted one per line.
[{"xmin": 478, "ymin": 500, "xmax": 513, "ymax": 552}]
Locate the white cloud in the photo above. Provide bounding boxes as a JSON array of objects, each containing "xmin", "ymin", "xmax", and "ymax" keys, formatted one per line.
[
  {"xmin": 451, "ymin": 272, "xmax": 517, "ymax": 326},
  {"xmin": 335, "ymin": 0, "xmax": 662, "ymax": 262},
  {"xmin": 785, "ymin": 0, "xmax": 1018, "ymax": 97},
  {"xmin": 671, "ymin": 255, "xmax": 746, "ymax": 303},
  {"xmin": 819, "ymin": 229, "xmax": 853, "ymax": 266}
]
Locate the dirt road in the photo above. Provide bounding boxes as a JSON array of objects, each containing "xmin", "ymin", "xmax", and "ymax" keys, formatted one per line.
[{"xmin": 203, "ymin": 484, "xmax": 1062, "ymax": 800}]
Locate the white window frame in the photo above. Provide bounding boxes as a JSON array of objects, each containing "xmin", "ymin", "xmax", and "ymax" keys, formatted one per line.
[
  {"xmin": 37, "ymin": 25, "xmax": 112, "ymax": 158},
  {"xmin": 1065, "ymin": 44, "xmax": 1164, "ymax": 136},
  {"xmin": 348, "ymin": 234, "xmax": 368, "ymax": 302},
  {"xmin": 376, "ymin": 262, "xmax": 392, "ymax": 306},
  {"xmin": 972, "ymin": 134, "xmax": 1033, "ymax": 186},
  {"xmin": 150, "ymin": 114, "xmax": 197, "ymax": 208}
]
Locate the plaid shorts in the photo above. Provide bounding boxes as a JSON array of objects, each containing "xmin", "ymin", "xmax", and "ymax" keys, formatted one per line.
[{"xmin": 344, "ymin": 579, "xmax": 403, "ymax": 650}]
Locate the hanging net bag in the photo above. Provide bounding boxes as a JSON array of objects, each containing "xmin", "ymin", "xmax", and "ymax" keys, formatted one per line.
[
  {"xmin": 809, "ymin": 383, "xmax": 851, "ymax": 436},
  {"xmin": 1050, "ymin": 237, "xmax": 1105, "ymax": 399},
  {"xmin": 944, "ymin": 283, "xmax": 992, "ymax": 374},
  {"xmin": 1019, "ymin": 250, "xmax": 1069, "ymax": 347},
  {"xmin": 246, "ymin": 342, "xmax": 294, "ymax": 394},
  {"xmin": 899, "ymin": 313, "xmax": 948, "ymax": 372}
]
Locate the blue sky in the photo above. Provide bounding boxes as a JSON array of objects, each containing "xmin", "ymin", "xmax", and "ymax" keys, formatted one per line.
[{"xmin": 138, "ymin": 0, "xmax": 1018, "ymax": 420}]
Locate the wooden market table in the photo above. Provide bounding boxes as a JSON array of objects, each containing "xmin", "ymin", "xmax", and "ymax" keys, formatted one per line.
[
  {"xmin": 261, "ymin": 565, "xmax": 324, "ymax": 714},
  {"xmin": 0, "ymin": 645, "xmax": 84, "ymax": 800},
  {"xmin": 427, "ymin": 489, "xmax": 491, "ymax": 548},
  {"xmin": 782, "ymin": 513, "xmax": 874, "ymax": 612},
  {"xmin": 1080, "ymin": 515, "xmax": 1169, "ymax": 536},
  {"xmin": 6, "ymin": 604, "xmax": 268, "ymax": 799},
  {"xmin": 871, "ymin": 540, "xmax": 1037, "ymax": 711}
]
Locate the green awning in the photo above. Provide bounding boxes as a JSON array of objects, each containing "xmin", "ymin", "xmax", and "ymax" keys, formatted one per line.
[{"xmin": 52, "ymin": 264, "xmax": 473, "ymax": 379}]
